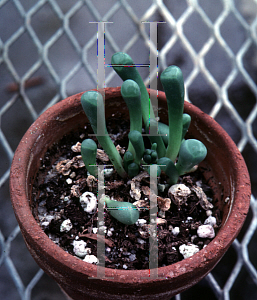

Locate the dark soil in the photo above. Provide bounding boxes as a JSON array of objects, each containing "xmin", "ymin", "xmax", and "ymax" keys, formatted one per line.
[{"xmin": 32, "ymin": 116, "xmax": 222, "ymax": 270}]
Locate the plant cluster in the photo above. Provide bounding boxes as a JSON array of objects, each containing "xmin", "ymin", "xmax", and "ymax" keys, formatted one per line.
[{"xmin": 80, "ymin": 52, "xmax": 207, "ymax": 225}]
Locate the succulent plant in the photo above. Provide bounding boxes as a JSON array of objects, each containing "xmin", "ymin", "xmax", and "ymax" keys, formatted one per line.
[
  {"xmin": 80, "ymin": 52, "xmax": 207, "ymax": 225},
  {"xmin": 100, "ymin": 195, "xmax": 139, "ymax": 225}
]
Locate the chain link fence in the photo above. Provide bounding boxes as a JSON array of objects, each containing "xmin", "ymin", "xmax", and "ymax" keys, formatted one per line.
[{"xmin": 0, "ymin": 0, "xmax": 257, "ymax": 299}]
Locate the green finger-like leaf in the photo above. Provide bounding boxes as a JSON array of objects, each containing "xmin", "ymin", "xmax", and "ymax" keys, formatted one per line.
[
  {"xmin": 157, "ymin": 157, "xmax": 179, "ymax": 185},
  {"xmin": 123, "ymin": 151, "xmax": 134, "ymax": 172},
  {"xmin": 81, "ymin": 139, "xmax": 98, "ymax": 177},
  {"xmin": 121, "ymin": 79, "xmax": 142, "ymax": 154},
  {"xmin": 128, "ymin": 130, "xmax": 145, "ymax": 165},
  {"xmin": 160, "ymin": 66, "xmax": 184, "ymax": 162},
  {"xmin": 111, "ymin": 52, "xmax": 155, "ymax": 128},
  {"xmin": 157, "ymin": 122, "xmax": 169, "ymax": 145},
  {"xmin": 176, "ymin": 139, "xmax": 207, "ymax": 175},
  {"xmin": 101, "ymin": 195, "xmax": 139, "ymax": 225},
  {"xmin": 128, "ymin": 162, "xmax": 140, "ymax": 178},
  {"xmin": 143, "ymin": 149, "xmax": 152, "ymax": 164},
  {"xmin": 121, "ymin": 79, "xmax": 142, "ymax": 132},
  {"xmin": 81, "ymin": 91, "xmax": 126, "ymax": 178},
  {"xmin": 81, "ymin": 91, "xmax": 106, "ymax": 135},
  {"xmin": 151, "ymin": 151, "xmax": 158, "ymax": 163},
  {"xmin": 143, "ymin": 148, "xmax": 157, "ymax": 164},
  {"xmin": 157, "ymin": 114, "xmax": 191, "ymax": 145},
  {"xmin": 182, "ymin": 114, "xmax": 191, "ymax": 140},
  {"xmin": 151, "ymin": 143, "xmax": 157, "ymax": 151},
  {"xmin": 145, "ymin": 118, "xmax": 166, "ymax": 159}
]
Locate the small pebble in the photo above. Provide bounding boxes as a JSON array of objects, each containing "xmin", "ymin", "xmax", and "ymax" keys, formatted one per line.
[
  {"xmin": 136, "ymin": 219, "xmax": 147, "ymax": 226},
  {"xmin": 191, "ymin": 235, "xmax": 198, "ymax": 243},
  {"xmin": 104, "ymin": 168, "xmax": 114, "ymax": 177},
  {"xmin": 129, "ymin": 254, "xmax": 137, "ymax": 262},
  {"xmin": 172, "ymin": 227, "xmax": 180, "ymax": 236},
  {"xmin": 41, "ymin": 221, "xmax": 50, "ymax": 228},
  {"xmin": 179, "ymin": 244, "xmax": 199, "ymax": 259},
  {"xmin": 204, "ymin": 216, "xmax": 217, "ymax": 227},
  {"xmin": 99, "ymin": 226, "xmax": 107, "ymax": 234},
  {"xmin": 70, "ymin": 172, "xmax": 76, "ymax": 178},
  {"xmin": 206, "ymin": 210, "xmax": 212, "ymax": 216},
  {"xmin": 107, "ymin": 229, "xmax": 113, "ymax": 237},
  {"xmin": 66, "ymin": 178, "xmax": 73, "ymax": 184},
  {"xmin": 137, "ymin": 238, "xmax": 146, "ymax": 244},
  {"xmin": 73, "ymin": 240, "xmax": 91, "ymax": 258},
  {"xmin": 185, "ymin": 217, "xmax": 193, "ymax": 223},
  {"xmin": 197, "ymin": 224, "xmax": 215, "ymax": 238},
  {"xmin": 60, "ymin": 219, "xmax": 73, "ymax": 232},
  {"xmin": 168, "ymin": 184, "xmax": 191, "ymax": 206},
  {"xmin": 38, "ymin": 207, "xmax": 46, "ymax": 214},
  {"xmin": 83, "ymin": 255, "xmax": 99, "ymax": 264},
  {"xmin": 80, "ymin": 192, "xmax": 97, "ymax": 214}
]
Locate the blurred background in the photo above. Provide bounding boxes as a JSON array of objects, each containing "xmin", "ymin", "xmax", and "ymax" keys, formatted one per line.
[{"xmin": 0, "ymin": 0, "xmax": 257, "ymax": 299}]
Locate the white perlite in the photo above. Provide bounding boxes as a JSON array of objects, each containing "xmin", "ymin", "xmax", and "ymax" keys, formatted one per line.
[
  {"xmin": 66, "ymin": 178, "xmax": 73, "ymax": 184},
  {"xmin": 73, "ymin": 240, "xmax": 91, "ymax": 258},
  {"xmin": 60, "ymin": 219, "xmax": 73, "ymax": 232},
  {"xmin": 179, "ymin": 244, "xmax": 200, "ymax": 258},
  {"xmin": 129, "ymin": 254, "xmax": 137, "ymax": 262},
  {"xmin": 136, "ymin": 219, "xmax": 147, "ymax": 226},
  {"xmin": 172, "ymin": 227, "xmax": 180, "ymax": 236},
  {"xmin": 197, "ymin": 224, "xmax": 215, "ymax": 238},
  {"xmin": 206, "ymin": 210, "xmax": 212, "ymax": 217},
  {"xmin": 99, "ymin": 226, "xmax": 107, "ymax": 234},
  {"xmin": 104, "ymin": 168, "xmax": 114, "ymax": 177},
  {"xmin": 107, "ymin": 229, "xmax": 113, "ymax": 237},
  {"xmin": 137, "ymin": 238, "xmax": 146, "ymax": 244},
  {"xmin": 40, "ymin": 215, "xmax": 54, "ymax": 228},
  {"xmin": 83, "ymin": 255, "xmax": 99, "ymax": 264},
  {"xmin": 80, "ymin": 192, "xmax": 97, "ymax": 214},
  {"xmin": 179, "ymin": 243, "xmax": 200, "ymax": 259},
  {"xmin": 204, "ymin": 216, "xmax": 217, "ymax": 227}
]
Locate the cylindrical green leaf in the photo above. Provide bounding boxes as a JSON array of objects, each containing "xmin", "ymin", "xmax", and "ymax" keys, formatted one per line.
[
  {"xmin": 121, "ymin": 79, "xmax": 142, "ymax": 154},
  {"xmin": 157, "ymin": 157, "xmax": 179, "ymax": 185},
  {"xmin": 157, "ymin": 114, "xmax": 191, "ymax": 145},
  {"xmin": 145, "ymin": 118, "xmax": 166, "ymax": 159},
  {"xmin": 111, "ymin": 52, "xmax": 155, "ymax": 129},
  {"xmin": 81, "ymin": 139, "xmax": 98, "ymax": 177},
  {"xmin": 81, "ymin": 91, "xmax": 126, "ymax": 178},
  {"xmin": 160, "ymin": 66, "xmax": 185, "ymax": 162},
  {"xmin": 123, "ymin": 151, "xmax": 134, "ymax": 172},
  {"xmin": 182, "ymin": 113, "xmax": 191, "ymax": 140},
  {"xmin": 128, "ymin": 162, "xmax": 140, "ymax": 178},
  {"xmin": 81, "ymin": 91, "xmax": 106, "ymax": 135},
  {"xmin": 121, "ymin": 79, "xmax": 142, "ymax": 133},
  {"xmin": 128, "ymin": 130, "xmax": 145, "ymax": 165},
  {"xmin": 101, "ymin": 196, "xmax": 140, "ymax": 225},
  {"xmin": 176, "ymin": 139, "xmax": 207, "ymax": 175}
]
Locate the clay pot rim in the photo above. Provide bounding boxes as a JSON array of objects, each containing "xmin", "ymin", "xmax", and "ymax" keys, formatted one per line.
[{"xmin": 10, "ymin": 87, "xmax": 251, "ymax": 283}]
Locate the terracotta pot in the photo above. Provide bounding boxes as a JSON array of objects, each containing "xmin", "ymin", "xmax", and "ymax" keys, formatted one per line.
[{"xmin": 10, "ymin": 87, "xmax": 251, "ymax": 300}]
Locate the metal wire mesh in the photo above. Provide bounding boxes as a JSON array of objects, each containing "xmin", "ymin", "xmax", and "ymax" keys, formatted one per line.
[{"xmin": 0, "ymin": 0, "xmax": 257, "ymax": 299}]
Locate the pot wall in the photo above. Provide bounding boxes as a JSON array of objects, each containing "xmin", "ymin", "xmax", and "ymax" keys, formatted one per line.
[{"xmin": 10, "ymin": 88, "xmax": 251, "ymax": 300}]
